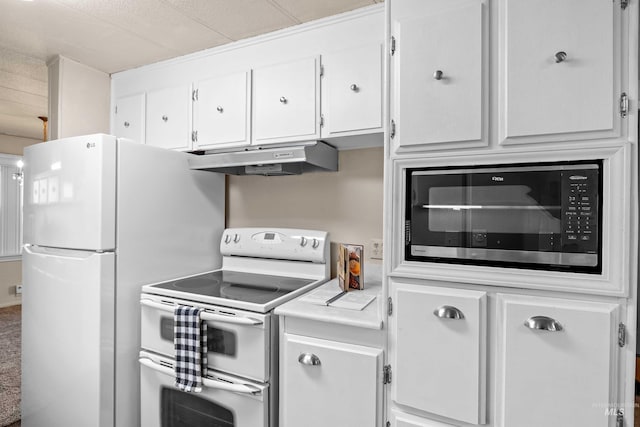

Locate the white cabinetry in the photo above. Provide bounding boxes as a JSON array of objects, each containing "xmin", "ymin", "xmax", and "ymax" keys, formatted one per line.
[
  {"xmin": 496, "ymin": 293, "xmax": 621, "ymax": 427},
  {"xmin": 499, "ymin": 0, "xmax": 624, "ymax": 145},
  {"xmin": 113, "ymin": 93, "xmax": 145, "ymax": 144},
  {"xmin": 281, "ymin": 333, "xmax": 383, "ymax": 427},
  {"xmin": 321, "ymin": 43, "xmax": 383, "ymax": 138},
  {"xmin": 252, "ymin": 56, "xmax": 321, "ymax": 145},
  {"xmin": 390, "ymin": 281, "xmax": 487, "ymax": 424},
  {"xmin": 145, "ymin": 84, "xmax": 192, "ymax": 151},
  {"xmin": 390, "ymin": 0, "xmax": 486, "ymax": 151},
  {"xmin": 193, "ymin": 71, "xmax": 252, "ymax": 150}
]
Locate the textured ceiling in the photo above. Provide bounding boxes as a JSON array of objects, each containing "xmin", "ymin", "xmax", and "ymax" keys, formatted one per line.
[{"xmin": 0, "ymin": 0, "xmax": 382, "ymax": 142}]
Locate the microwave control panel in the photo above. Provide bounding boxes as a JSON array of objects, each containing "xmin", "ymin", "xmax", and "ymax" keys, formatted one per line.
[{"xmin": 561, "ymin": 168, "xmax": 599, "ymax": 253}]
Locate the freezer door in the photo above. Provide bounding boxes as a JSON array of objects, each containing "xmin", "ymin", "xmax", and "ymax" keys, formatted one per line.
[
  {"xmin": 21, "ymin": 245, "xmax": 115, "ymax": 427},
  {"xmin": 23, "ymin": 134, "xmax": 116, "ymax": 250}
]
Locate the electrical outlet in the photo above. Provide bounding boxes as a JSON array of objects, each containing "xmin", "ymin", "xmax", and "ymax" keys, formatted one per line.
[
  {"xmin": 15, "ymin": 285, "xmax": 22, "ymax": 295},
  {"xmin": 371, "ymin": 239, "xmax": 383, "ymax": 259}
]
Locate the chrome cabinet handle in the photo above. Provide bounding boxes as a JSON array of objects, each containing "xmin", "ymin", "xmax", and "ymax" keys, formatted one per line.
[
  {"xmin": 279, "ymin": 96, "xmax": 287, "ymax": 104},
  {"xmin": 524, "ymin": 316, "xmax": 563, "ymax": 332},
  {"xmin": 433, "ymin": 305, "xmax": 464, "ymax": 320},
  {"xmin": 123, "ymin": 121, "xmax": 130, "ymax": 128},
  {"xmin": 433, "ymin": 70, "xmax": 444, "ymax": 80},
  {"xmin": 298, "ymin": 353, "xmax": 321, "ymax": 366},
  {"xmin": 554, "ymin": 51, "xmax": 567, "ymax": 63},
  {"xmin": 350, "ymin": 83, "xmax": 359, "ymax": 92},
  {"xmin": 216, "ymin": 106, "xmax": 223, "ymax": 113},
  {"xmin": 162, "ymin": 115, "xmax": 168, "ymax": 122}
]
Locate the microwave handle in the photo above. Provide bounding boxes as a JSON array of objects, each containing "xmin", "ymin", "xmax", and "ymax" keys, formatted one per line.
[
  {"xmin": 139, "ymin": 357, "xmax": 262, "ymax": 395},
  {"xmin": 140, "ymin": 298, "xmax": 264, "ymax": 326}
]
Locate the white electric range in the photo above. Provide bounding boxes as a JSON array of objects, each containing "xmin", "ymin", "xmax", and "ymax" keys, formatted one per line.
[{"xmin": 138, "ymin": 227, "xmax": 330, "ymax": 427}]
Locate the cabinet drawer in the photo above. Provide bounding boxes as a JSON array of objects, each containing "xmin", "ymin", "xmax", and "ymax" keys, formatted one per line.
[
  {"xmin": 496, "ymin": 293, "xmax": 620, "ymax": 427},
  {"xmin": 280, "ymin": 333, "xmax": 382, "ymax": 427},
  {"xmin": 391, "ymin": 282, "xmax": 487, "ymax": 424}
]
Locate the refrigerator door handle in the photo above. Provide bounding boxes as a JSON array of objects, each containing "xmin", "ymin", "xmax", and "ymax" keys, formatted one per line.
[
  {"xmin": 23, "ymin": 244, "xmax": 100, "ymax": 260},
  {"xmin": 140, "ymin": 298, "xmax": 264, "ymax": 325}
]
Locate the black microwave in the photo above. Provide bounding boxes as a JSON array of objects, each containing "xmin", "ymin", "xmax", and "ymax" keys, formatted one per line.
[{"xmin": 405, "ymin": 160, "xmax": 603, "ymax": 273}]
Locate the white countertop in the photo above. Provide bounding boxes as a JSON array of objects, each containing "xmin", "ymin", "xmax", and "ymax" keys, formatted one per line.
[{"xmin": 274, "ymin": 264, "xmax": 384, "ymax": 330}]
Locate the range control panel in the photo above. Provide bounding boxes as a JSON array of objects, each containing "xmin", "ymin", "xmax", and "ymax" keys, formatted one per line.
[
  {"xmin": 561, "ymin": 168, "xmax": 599, "ymax": 253},
  {"xmin": 220, "ymin": 227, "xmax": 329, "ymax": 263}
]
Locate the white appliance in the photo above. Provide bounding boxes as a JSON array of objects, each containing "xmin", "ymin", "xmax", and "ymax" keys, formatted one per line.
[
  {"xmin": 139, "ymin": 227, "xmax": 330, "ymax": 427},
  {"xmin": 20, "ymin": 134, "xmax": 225, "ymax": 427}
]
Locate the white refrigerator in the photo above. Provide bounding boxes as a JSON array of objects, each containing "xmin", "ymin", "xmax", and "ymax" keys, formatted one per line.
[{"xmin": 20, "ymin": 134, "xmax": 225, "ymax": 427}]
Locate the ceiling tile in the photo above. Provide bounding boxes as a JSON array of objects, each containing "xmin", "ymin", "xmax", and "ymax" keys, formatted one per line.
[
  {"xmin": 0, "ymin": 47, "xmax": 47, "ymax": 82},
  {"xmin": 0, "ymin": 71, "xmax": 47, "ymax": 99},
  {"xmin": 0, "ymin": 87, "xmax": 47, "ymax": 110},
  {"xmin": 271, "ymin": 0, "xmax": 376, "ymax": 23},
  {"xmin": 161, "ymin": 0, "xmax": 298, "ymax": 41}
]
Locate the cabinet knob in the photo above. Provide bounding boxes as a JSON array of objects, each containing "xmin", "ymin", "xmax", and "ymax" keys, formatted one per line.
[
  {"xmin": 216, "ymin": 106, "xmax": 224, "ymax": 113},
  {"xmin": 433, "ymin": 305, "xmax": 464, "ymax": 319},
  {"xmin": 524, "ymin": 316, "xmax": 563, "ymax": 332},
  {"xmin": 300, "ymin": 236, "xmax": 308, "ymax": 247},
  {"xmin": 350, "ymin": 83, "xmax": 359, "ymax": 92},
  {"xmin": 312, "ymin": 238, "xmax": 319, "ymax": 249},
  {"xmin": 433, "ymin": 70, "xmax": 444, "ymax": 80},
  {"xmin": 233, "ymin": 233, "xmax": 240, "ymax": 243},
  {"xmin": 298, "ymin": 353, "xmax": 321, "ymax": 366},
  {"xmin": 279, "ymin": 96, "xmax": 288, "ymax": 104},
  {"xmin": 123, "ymin": 121, "xmax": 130, "ymax": 128},
  {"xmin": 162, "ymin": 115, "xmax": 168, "ymax": 122},
  {"xmin": 554, "ymin": 51, "xmax": 567, "ymax": 63}
]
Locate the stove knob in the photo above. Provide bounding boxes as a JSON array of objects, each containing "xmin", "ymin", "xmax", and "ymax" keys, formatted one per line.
[
  {"xmin": 233, "ymin": 234, "xmax": 240, "ymax": 243},
  {"xmin": 312, "ymin": 238, "xmax": 319, "ymax": 249},
  {"xmin": 224, "ymin": 234, "xmax": 231, "ymax": 244},
  {"xmin": 300, "ymin": 236, "xmax": 308, "ymax": 247}
]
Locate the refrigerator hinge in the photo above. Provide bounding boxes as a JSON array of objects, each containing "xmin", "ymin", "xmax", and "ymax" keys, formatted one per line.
[
  {"xmin": 386, "ymin": 422, "xmax": 391, "ymax": 427},
  {"xmin": 383, "ymin": 365, "xmax": 392, "ymax": 384},
  {"xmin": 616, "ymin": 409, "xmax": 624, "ymax": 427},
  {"xmin": 320, "ymin": 65, "xmax": 324, "ymax": 77},
  {"xmin": 320, "ymin": 114, "xmax": 324, "ymax": 127},
  {"xmin": 387, "ymin": 297, "xmax": 393, "ymax": 316},
  {"xmin": 390, "ymin": 119, "xmax": 396, "ymax": 139},
  {"xmin": 390, "ymin": 36, "xmax": 396, "ymax": 56},
  {"xmin": 191, "ymin": 131, "xmax": 198, "ymax": 143},
  {"xmin": 618, "ymin": 323, "xmax": 626, "ymax": 347},
  {"xmin": 619, "ymin": 92, "xmax": 629, "ymax": 118},
  {"xmin": 114, "ymin": 105, "xmax": 118, "ymax": 115},
  {"xmin": 621, "ymin": 0, "xmax": 629, "ymax": 10},
  {"xmin": 192, "ymin": 89, "xmax": 199, "ymax": 101}
]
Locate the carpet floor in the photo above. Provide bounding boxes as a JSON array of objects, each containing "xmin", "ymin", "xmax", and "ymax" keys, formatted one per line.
[{"xmin": 0, "ymin": 305, "xmax": 20, "ymax": 427}]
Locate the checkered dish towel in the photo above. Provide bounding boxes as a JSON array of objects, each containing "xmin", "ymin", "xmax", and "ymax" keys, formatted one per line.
[{"xmin": 174, "ymin": 305, "xmax": 208, "ymax": 392}]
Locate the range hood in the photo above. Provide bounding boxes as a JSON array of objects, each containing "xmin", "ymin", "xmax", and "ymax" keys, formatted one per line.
[{"xmin": 188, "ymin": 141, "xmax": 338, "ymax": 176}]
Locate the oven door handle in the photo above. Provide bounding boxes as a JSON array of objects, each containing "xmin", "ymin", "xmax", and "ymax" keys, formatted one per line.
[
  {"xmin": 139, "ymin": 357, "xmax": 262, "ymax": 395},
  {"xmin": 140, "ymin": 298, "xmax": 264, "ymax": 325}
]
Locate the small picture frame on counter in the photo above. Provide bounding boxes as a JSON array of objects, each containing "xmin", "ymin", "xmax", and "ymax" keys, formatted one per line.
[{"xmin": 337, "ymin": 243, "xmax": 364, "ymax": 291}]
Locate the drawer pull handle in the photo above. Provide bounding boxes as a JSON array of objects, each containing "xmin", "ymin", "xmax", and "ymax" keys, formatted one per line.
[
  {"xmin": 216, "ymin": 106, "xmax": 224, "ymax": 113},
  {"xmin": 298, "ymin": 353, "xmax": 321, "ymax": 366},
  {"xmin": 524, "ymin": 316, "xmax": 563, "ymax": 332},
  {"xmin": 433, "ymin": 70, "xmax": 444, "ymax": 80},
  {"xmin": 554, "ymin": 51, "xmax": 567, "ymax": 63},
  {"xmin": 161, "ymin": 115, "xmax": 168, "ymax": 122},
  {"xmin": 279, "ymin": 96, "xmax": 288, "ymax": 104},
  {"xmin": 350, "ymin": 83, "xmax": 359, "ymax": 92},
  {"xmin": 123, "ymin": 121, "xmax": 130, "ymax": 128},
  {"xmin": 433, "ymin": 305, "xmax": 464, "ymax": 320}
]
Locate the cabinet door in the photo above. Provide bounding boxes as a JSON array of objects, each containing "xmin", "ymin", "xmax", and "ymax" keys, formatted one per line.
[
  {"xmin": 391, "ymin": 0, "xmax": 485, "ymax": 150},
  {"xmin": 500, "ymin": 0, "xmax": 622, "ymax": 145},
  {"xmin": 321, "ymin": 43, "xmax": 383, "ymax": 137},
  {"xmin": 496, "ymin": 294, "xmax": 620, "ymax": 427},
  {"xmin": 253, "ymin": 57, "xmax": 320, "ymax": 144},
  {"xmin": 280, "ymin": 333, "xmax": 382, "ymax": 427},
  {"xmin": 193, "ymin": 71, "xmax": 251, "ymax": 150},
  {"xmin": 146, "ymin": 84, "xmax": 192, "ymax": 151},
  {"xmin": 391, "ymin": 282, "xmax": 487, "ymax": 424},
  {"xmin": 114, "ymin": 93, "xmax": 145, "ymax": 144}
]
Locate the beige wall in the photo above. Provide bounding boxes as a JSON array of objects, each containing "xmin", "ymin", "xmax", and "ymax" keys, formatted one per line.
[{"xmin": 227, "ymin": 147, "xmax": 384, "ymax": 277}]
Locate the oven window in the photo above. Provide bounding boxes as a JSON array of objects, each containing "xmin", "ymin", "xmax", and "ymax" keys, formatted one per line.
[
  {"xmin": 161, "ymin": 317, "xmax": 237, "ymax": 357},
  {"xmin": 161, "ymin": 387, "xmax": 234, "ymax": 426}
]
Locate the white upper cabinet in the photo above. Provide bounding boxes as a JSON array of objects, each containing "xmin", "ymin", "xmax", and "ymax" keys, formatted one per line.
[
  {"xmin": 113, "ymin": 93, "xmax": 145, "ymax": 144},
  {"xmin": 193, "ymin": 71, "xmax": 252, "ymax": 150},
  {"xmin": 391, "ymin": 0, "xmax": 486, "ymax": 151},
  {"xmin": 499, "ymin": 0, "xmax": 623, "ymax": 145},
  {"xmin": 145, "ymin": 84, "xmax": 192, "ymax": 151},
  {"xmin": 496, "ymin": 293, "xmax": 620, "ymax": 427},
  {"xmin": 252, "ymin": 56, "xmax": 321, "ymax": 145},
  {"xmin": 321, "ymin": 43, "xmax": 383, "ymax": 138},
  {"xmin": 391, "ymin": 281, "xmax": 487, "ymax": 424}
]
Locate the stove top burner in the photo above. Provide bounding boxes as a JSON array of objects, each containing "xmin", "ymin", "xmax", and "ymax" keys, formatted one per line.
[{"xmin": 149, "ymin": 270, "xmax": 317, "ymax": 306}]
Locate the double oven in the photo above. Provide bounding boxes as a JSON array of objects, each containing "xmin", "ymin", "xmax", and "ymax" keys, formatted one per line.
[{"xmin": 139, "ymin": 228, "xmax": 329, "ymax": 427}]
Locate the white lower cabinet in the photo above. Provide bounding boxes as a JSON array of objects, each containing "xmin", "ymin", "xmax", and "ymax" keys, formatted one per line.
[
  {"xmin": 391, "ymin": 281, "xmax": 487, "ymax": 424},
  {"xmin": 280, "ymin": 333, "xmax": 383, "ymax": 427},
  {"xmin": 496, "ymin": 293, "xmax": 621, "ymax": 427}
]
